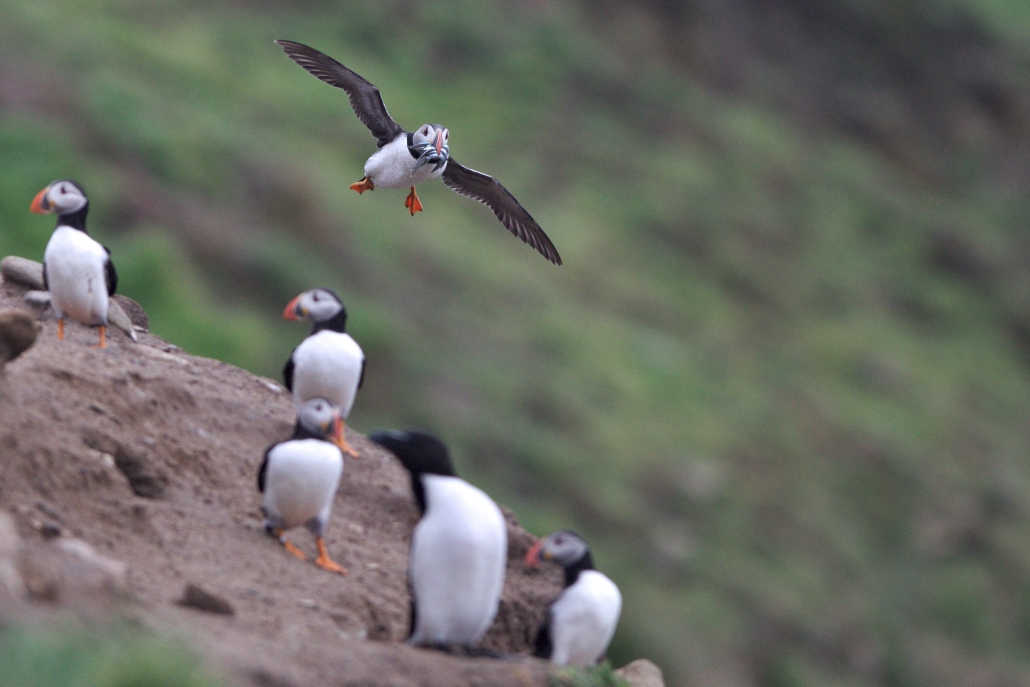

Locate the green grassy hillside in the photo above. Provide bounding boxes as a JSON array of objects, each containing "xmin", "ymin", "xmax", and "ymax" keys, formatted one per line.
[{"xmin": 4, "ymin": 1, "xmax": 1030, "ymax": 685}]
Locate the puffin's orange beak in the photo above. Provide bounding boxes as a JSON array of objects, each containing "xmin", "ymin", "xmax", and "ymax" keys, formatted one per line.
[
  {"xmin": 329, "ymin": 414, "xmax": 345, "ymax": 449},
  {"xmin": 283, "ymin": 296, "xmax": 302, "ymax": 320},
  {"xmin": 434, "ymin": 130, "xmax": 444, "ymax": 155},
  {"xmin": 30, "ymin": 186, "xmax": 51, "ymax": 214},
  {"xmin": 524, "ymin": 539, "xmax": 544, "ymax": 568}
]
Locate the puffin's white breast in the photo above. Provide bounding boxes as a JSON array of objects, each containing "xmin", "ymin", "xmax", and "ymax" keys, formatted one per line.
[
  {"xmin": 262, "ymin": 438, "xmax": 343, "ymax": 530},
  {"xmin": 364, "ymin": 134, "xmax": 447, "ymax": 189},
  {"xmin": 291, "ymin": 330, "xmax": 364, "ymax": 416},
  {"xmin": 408, "ymin": 475, "xmax": 507, "ymax": 646},
  {"xmin": 43, "ymin": 226, "xmax": 110, "ymax": 326},
  {"xmin": 548, "ymin": 570, "xmax": 622, "ymax": 666}
]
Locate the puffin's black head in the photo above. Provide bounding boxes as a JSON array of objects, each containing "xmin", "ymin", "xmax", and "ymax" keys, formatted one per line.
[
  {"xmin": 369, "ymin": 429, "xmax": 457, "ymax": 478},
  {"xmin": 30, "ymin": 180, "xmax": 89, "ymax": 231},
  {"xmin": 409, "ymin": 124, "xmax": 450, "ymax": 175},
  {"xmin": 283, "ymin": 288, "xmax": 347, "ymax": 333},
  {"xmin": 525, "ymin": 530, "xmax": 595, "ymax": 586}
]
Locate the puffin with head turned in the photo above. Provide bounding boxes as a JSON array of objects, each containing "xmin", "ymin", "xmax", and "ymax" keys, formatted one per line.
[
  {"xmin": 258, "ymin": 397, "xmax": 349, "ymax": 575},
  {"xmin": 282, "ymin": 288, "xmax": 365, "ymax": 458},
  {"xmin": 30, "ymin": 180, "xmax": 121, "ymax": 348},
  {"xmin": 369, "ymin": 429, "xmax": 507, "ymax": 650},
  {"xmin": 274, "ymin": 40, "xmax": 562, "ymax": 266},
  {"xmin": 525, "ymin": 530, "xmax": 622, "ymax": 667}
]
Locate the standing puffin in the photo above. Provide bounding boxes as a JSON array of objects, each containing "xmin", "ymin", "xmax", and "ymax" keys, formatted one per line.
[
  {"xmin": 525, "ymin": 530, "xmax": 622, "ymax": 666},
  {"xmin": 274, "ymin": 40, "xmax": 562, "ymax": 266},
  {"xmin": 258, "ymin": 398, "xmax": 348, "ymax": 575},
  {"xmin": 282, "ymin": 288, "xmax": 364, "ymax": 458},
  {"xmin": 369, "ymin": 430, "xmax": 507, "ymax": 648},
  {"xmin": 29, "ymin": 180, "xmax": 119, "ymax": 348}
]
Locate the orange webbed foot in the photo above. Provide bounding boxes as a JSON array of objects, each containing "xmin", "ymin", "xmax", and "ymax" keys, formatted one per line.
[
  {"xmin": 90, "ymin": 325, "xmax": 107, "ymax": 349},
  {"xmin": 350, "ymin": 177, "xmax": 375, "ymax": 194},
  {"xmin": 57, "ymin": 319, "xmax": 65, "ymax": 340},
  {"xmin": 276, "ymin": 530, "xmax": 307, "ymax": 561},
  {"xmin": 315, "ymin": 538, "xmax": 348, "ymax": 575},
  {"xmin": 404, "ymin": 186, "xmax": 423, "ymax": 215}
]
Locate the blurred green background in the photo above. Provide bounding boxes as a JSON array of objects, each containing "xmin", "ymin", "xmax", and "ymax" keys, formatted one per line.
[{"xmin": 4, "ymin": 0, "xmax": 1030, "ymax": 685}]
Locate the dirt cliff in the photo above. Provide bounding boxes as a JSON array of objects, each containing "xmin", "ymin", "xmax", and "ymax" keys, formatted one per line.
[{"xmin": 0, "ymin": 272, "xmax": 570, "ymax": 687}]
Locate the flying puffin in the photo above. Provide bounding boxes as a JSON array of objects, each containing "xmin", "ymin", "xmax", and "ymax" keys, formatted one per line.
[
  {"xmin": 274, "ymin": 40, "xmax": 562, "ymax": 266},
  {"xmin": 29, "ymin": 180, "xmax": 121, "ymax": 348},
  {"xmin": 282, "ymin": 288, "xmax": 364, "ymax": 458},
  {"xmin": 369, "ymin": 430, "xmax": 507, "ymax": 648},
  {"xmin": 525, "ymin": 530, "xmax": 622, "ymax": 666},
  {"xmin": 258, "ymin": 397, "xmax": 349, "ymax": 575}
]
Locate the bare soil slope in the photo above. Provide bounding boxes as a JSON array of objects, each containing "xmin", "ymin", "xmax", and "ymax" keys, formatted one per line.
[{"xmin": 0, "ymin": 274, "xmax": 565, "ymax": 687}]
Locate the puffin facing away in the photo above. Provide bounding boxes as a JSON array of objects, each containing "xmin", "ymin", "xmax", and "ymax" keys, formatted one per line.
[
  {"xmin": 275, "ymin": 40, "xmax": 562, "ymax": 266},
  {"xmin": 282, "ymin": 288, "xmax": 364, "ymax": 458},
  {"xmin": 525, "ymin": 530, "xmax": 621, "ymax": 667},
  {"xmin": 258, "ymin": 398, "xmax": 348, "ymax": 575},
  {"xmin": 369, "ymin": 430, "xmax": 507, "ymax": 649},
  {"xmin": 30, "ymin": 180, "xmax": 119, "ymax": 348}
]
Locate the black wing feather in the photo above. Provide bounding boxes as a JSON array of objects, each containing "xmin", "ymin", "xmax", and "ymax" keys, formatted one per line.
[
  {"xmin": 283, "ymin": 351, "xmax": 296, "ymax": 392},
  {"xmin": 257, "ymin": 443, "xmax": 275, "ymax": 493},
  {"xmin": 442, "ymin": 159, "xmax": 562, "ymax": 265},
  {"xmin": 42, "ymin": 261, "xmax": 48, "ymax": 291},
  {"xmin": 103, "ymin": 246, "xmax": 117, "ymax": 296},
  {"xmin": 532, "ymin": 611, "xmax": 554, "ymax": 659},
  {"xmin": 358, "ymin": 356, "xmax": 366, "ymax": 390},
  {"xmin": 275, "ymin": 40, "xmax": 404, "ymax": 147}
]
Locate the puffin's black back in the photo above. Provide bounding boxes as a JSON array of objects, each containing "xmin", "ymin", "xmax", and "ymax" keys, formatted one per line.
[{"xmin": 368, "ymin": 429, "xmax": 457, "ymax": 514}]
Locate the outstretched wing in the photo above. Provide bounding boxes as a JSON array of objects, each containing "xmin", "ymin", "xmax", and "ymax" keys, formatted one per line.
[
  {"xmin": 275, "ymin": 40, "xmax": 404, "ymax": 148},
  {"xmin": 102, "ymin": 246, "xmax": 117, "ymax": 296},
  {"xmin": 442, "ymin": 159, "xmax": 562, "ymax": 266}
]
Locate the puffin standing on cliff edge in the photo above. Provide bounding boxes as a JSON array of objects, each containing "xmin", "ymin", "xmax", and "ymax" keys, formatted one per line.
[
  {"xmin": 258, "ymin": 397, "xmax": 349, "ymax": 575},
  {"xmin": 525, "ymin": 530, "xmax": 622, "ymax": 666},
  {"xmin": 282, "ymin": 288, "xmax": 364, "ymax": 458},
  {"xmin": 274, "ymin": 40, "xmax": 562, "ymax": 266},
  {"xmin": 369, "ymin": 430, "xmax": 507, "ymax": 649},
  {"xmin": 30, "ymin": 180, "xmax": 119, "ymax": 348}
]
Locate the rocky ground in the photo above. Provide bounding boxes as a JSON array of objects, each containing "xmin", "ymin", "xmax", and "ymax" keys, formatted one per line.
[{"xmin": 0, "ymin": 264, "xmax": 661, "ymax": 687}]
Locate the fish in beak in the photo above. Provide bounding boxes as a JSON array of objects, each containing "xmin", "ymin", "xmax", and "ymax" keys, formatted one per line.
[
  {"xmin": 283, "ymin": 296, "xmax": 304, "ymax": 320},
  {"xmin": 30, "ymin": 185, "xmax": 52, "ymax": 214}
]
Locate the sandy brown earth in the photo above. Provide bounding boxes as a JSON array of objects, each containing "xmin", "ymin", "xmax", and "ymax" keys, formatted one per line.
[{"xmin": 0, "ymin": 273, "xmax": 573, "ymax": 687}]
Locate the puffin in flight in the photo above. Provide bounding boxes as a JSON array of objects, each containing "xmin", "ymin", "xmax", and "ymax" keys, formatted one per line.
[
  {"xmin": 282, "ymin": 288, "xmax": 364, "ymax": 458},
  {"xmin": 30, "ymin": 180, "xmax": 123, "ymax": 348},
  {"xmin": 275, "ymin": 40, "xmax": 562, "ymax": 266},
  {"xmin": 525, "ymin": 530, "xmax": 622, "ymax": 666},
  {"xmin": 369, "ymin": 430, "xmax": 507, "ymax": 649},
  {"xmin": 258, "ymin": 397, "xmax": 349, "ymax": 575}
]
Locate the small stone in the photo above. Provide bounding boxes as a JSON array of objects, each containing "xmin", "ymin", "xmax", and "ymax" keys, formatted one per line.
[
  {"xmin": 23, "ymin": 291, "xmax": 51, "ymax": 307},
  {"xmin": 0, "ymin": 256, "xmax": 44, "ymax": 289},
  {"xmin": 615, "ymin": 659, "xmax": 665, "ymax": 687},
  {"xmin": 298, "ymin": 598, "xmax": 318, "ymax": 609},
  {"xmin": 55, "ymin": 538, "xmax": 128, "ymax": 589},
  {"xmin": 178, "ymin": 583, "xmax": 235, "ymax": 615}
]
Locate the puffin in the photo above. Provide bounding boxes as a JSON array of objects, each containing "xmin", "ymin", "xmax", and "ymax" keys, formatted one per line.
[
  {"xmin": 29, "ymin": 180, "xmax": 119, "ymax": 348},
  {"xmin": 274, "ymin": 40, "xmax": 562, "ymax": 266},
  {"xmin": 525, "ymin": 530, "xmax": 622, "ymax": 667},
  {"xmin": 258, "ymin": 397, "xmax": 349, "ymax": 575},
  {"xmin": 282, "ymin": 288, "xmax": 364, "ymax": 458},
  {"xmin": 369, "ymin": 429, "xmax": 507, "ymax": 648}
]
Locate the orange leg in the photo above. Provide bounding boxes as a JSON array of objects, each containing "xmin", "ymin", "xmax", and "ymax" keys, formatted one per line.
[
  {"xmin": 349, "ymin": 176, "xmax": 375, "ymax": 194},
  {"xmin": 333, "ymin": 422, "xmax": 360, "ymax": 459},
  {"xmin": 57, "ymin": 318, "xmax": 65, "ymax": 340},
  {"xmin": 404, "ymin": 186, "xmax": 423, "ymax": 215},
  {"xmin": 91, "ymin": 325, "xmax": 107, "ymax": 349},
  {"xmin": 314, "ymin": 537, "xmax": 347, "ymax": 575},
  {"xmin": 276, "ymin": 528, "xmax": 307, "ymax": 561}
]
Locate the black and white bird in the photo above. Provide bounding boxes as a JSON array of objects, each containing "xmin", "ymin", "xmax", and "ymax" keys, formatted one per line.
[
  {"xmin": 30, "ymin": 180, "xmax": 124, "ymax": 348},
  {"xmin": 369, "ymin": 430, "xmax": 507, "ymax": 648},
  {"xmin": 275, "ymin": 40, "xmax": 562, "ymax": 266},
  {"xmin": 282, "ymin": 288, "xmax": 364, "ymax": 458},
  {"xmin": 258, "ymin": 397, "xmax": 349, "ymax": 575},
  {"xmin": 525, "ymin": 530, "xmax": 622, "ymax": 667}
]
